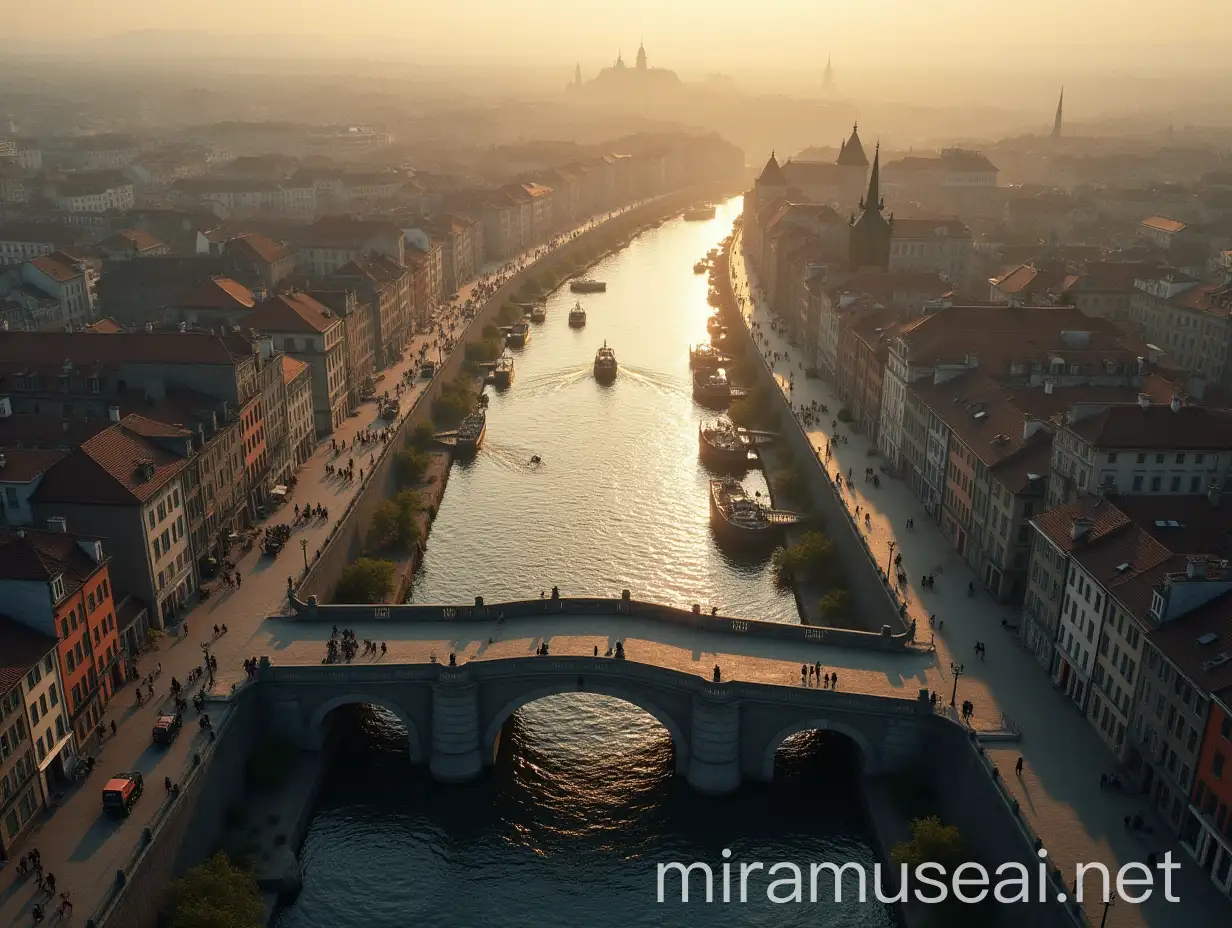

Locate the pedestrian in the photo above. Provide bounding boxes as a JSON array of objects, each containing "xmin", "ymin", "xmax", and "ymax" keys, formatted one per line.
[
  {"xmin": 110, "ymin": 719, "xmax": 117, "ymax": 736},
  {"xmin": 236, "ymin": 573, "xmax": 242, "ymax": 589},
  {"xmin": 1015, "ymin": 756, "xmax": 1024, "ymax": 776}
]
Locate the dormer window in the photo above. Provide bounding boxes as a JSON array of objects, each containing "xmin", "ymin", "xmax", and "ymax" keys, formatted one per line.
[
  {"xmin": 1150, "ymin": 591, "xmax": 1165, "ymax": 620},
  {"xmin": 50, "ymin": 574, "xmax": 66, "ymax": 602}
]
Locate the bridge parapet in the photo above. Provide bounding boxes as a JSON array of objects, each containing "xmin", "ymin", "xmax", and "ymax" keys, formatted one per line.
[{"xmin": 285, "ymin": 594, "xmax": 915, "ymax": 653}]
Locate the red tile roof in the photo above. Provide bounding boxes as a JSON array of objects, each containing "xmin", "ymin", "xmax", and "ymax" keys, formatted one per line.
[
  {"xmin": 1150, "ymin": 592, "xmax": 1232, "ymax": 693},
  {"xmin": 1068, "ymin": 404, "xmax": 1232, "ymax": 451},
  {"xmin": 0, "ymin": 330, "xmax": 256, "ymax": 376},
  {"xmin": 1031, "ymin": 497, "xmax": 1132, "ymax": 556},
  {"xmin": 281, "ymin": 355, "xmax": 308, "ymax": 385},
  {"xmin": 225, "ymin": 232, "xmax": 291, "ymax": 264},
  {"xmin": 98, "ymin": 229, "xmax": 165, "ymax": 253},
  {"xmin": 0, "ymin": 448, "xmax": 68, "ymax": 483},
  {"xmin": 242, "ymin": 291, "xmax": 340, "ymax": 335},
  {"xmin": 0, "ymin": 614, "xmax": 57, "ymax": 698},
  {"xmin": 32, "ymin": 419, "xmax": 190, "ymax": 506},
  {"xmin": 173, "ymin": 276, "xmax": 255, "ymax": 312},
  {"xmin": 1140, "ymin": 216, "xmax": 1187, "ymax": 234},
  {"xmin": 0, "ymin": 526, "xmax": 104, "ymax": 587},
  {"xmin": 29, "ymin": 251, "xmax": 83, "ymax": 283},
  {"xmin": 86, "ymin": 317, "xmax": 123, "ymax": 333}
]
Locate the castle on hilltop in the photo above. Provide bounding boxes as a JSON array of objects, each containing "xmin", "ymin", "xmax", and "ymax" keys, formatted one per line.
[{"xmin": 566, "ymin": 42, "xmax": 682, "ymax": 95}]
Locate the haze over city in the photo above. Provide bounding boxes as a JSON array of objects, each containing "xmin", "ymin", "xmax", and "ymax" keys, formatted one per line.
[{"xmin": 1, "ymin": 3, "xmax": 1232, "ymax": 928}]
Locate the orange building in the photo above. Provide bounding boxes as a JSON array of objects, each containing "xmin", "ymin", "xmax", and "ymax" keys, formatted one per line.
[
  {"xmin": 0, "ymin": 526, "xmax": 124, "ymax": 747},
  {"xmin": 1189, "ymin": 689, "xmax": 1232, "ymax": 899},
  {"xmin": 240, "ymin": 394, "xmax": 268, "ymax": 519}
]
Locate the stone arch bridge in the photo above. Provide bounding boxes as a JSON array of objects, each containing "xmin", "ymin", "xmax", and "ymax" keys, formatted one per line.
[{"xmin": 257, "ymin": 655, "xmax": 931, "ymax": 794}]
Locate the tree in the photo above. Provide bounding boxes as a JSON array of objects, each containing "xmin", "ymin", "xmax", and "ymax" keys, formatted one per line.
[
  {"xmin": 816, "ymin": 589, "xmax": 851, "ymax": 623},
  {"xmin": 368, "ymin": 492, "xmax": 422, "ymax": 551},
  {"xmin": 408, "ymin": 421, "xmax": 437, "ymax": 450},
  {"xmin": 892, "ymin": 817, "xmax": 990, "ymax": 928},
  {"xmin": 771, "ymin": 531, "xmax": 842, "ymax": 589},
  {"xmin": 393, "ymin": 449, "xmax": 431, "ymax": 486},
  {"xmin": 167, "ymin": 852, "xmax": 264, "ymax": 928},
  {"xmin": 335, "ymin": 558, "xmax": 395, "ymax": 603}
]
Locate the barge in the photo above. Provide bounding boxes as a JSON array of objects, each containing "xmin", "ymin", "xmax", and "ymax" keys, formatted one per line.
[
  {"xmin": 571, "ymin": 278, "xmax": 607, "ymax": 293},
  {"xmin": 709, "ymin": 477, "xmax": 800, "ymax": 545}
]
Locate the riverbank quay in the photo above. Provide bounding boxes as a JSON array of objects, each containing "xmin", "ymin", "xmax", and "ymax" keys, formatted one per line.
[
  {"xmin": 728, "ymin": 233, "xmax": 1232, "ymax": 928},
  {"xmin": 710, "ymin": 244, "xmax": 907, "ymax": 636},
  {"xmin": 298, "ymin": 187, "xmax": 728, "ymax": 604}
]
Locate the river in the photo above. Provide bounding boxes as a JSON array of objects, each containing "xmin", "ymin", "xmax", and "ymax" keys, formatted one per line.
[{"xmin": 273, "ymin": 198, "xmax": 896, "ymax": 928}]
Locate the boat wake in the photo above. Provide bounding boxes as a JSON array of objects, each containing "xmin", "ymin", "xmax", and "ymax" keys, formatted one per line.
[
  {"xmin": 477, "ymin": 439, "xmax": 548, "ymax": 474},
  {"xmin": 613, "ymin": 366, "xmax": 688, "ymax": 394},
  {"xmin": 513, "ymin": 366, "xmax": 596, "ymax": 396}
]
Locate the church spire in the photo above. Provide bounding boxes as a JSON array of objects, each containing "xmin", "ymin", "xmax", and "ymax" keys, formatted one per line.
[
  {"xmin": 860, "ymin": 143, "xmax": 882, "ymax": 211},
  {"xmin": 1052, "ymin": 87, "xmax": 1064, "ymax": 138},
  {"xmin": 823, "ymin": 55, "xmax": 833, "ymax": 91}
]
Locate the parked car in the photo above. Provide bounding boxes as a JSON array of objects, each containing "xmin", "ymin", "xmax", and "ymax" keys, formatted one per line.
[
  {"xmin": 152, "ymin": 714, "xmax": 182, "ymax": 745},
  {"xmin": 102, "ymin": 772, "xmax": 144, "ymax": 817}
]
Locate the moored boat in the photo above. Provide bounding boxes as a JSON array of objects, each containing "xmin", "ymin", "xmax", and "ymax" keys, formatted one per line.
[
  {"xmin": 507, "ymin": 321, "xmax": 529, "ymax": 348},
  {"xmin": 709, "ymin": 477, "xmax": 798, "ymax": 545},
  {"xmin": 571, "ymin": 278, "xmax": 607, "ymax": 293},
  {"xmin": 568, "ymin": 300, "xmax": 587, "ymax": 328},
  {"xmin": 684, "ymin": 206, "xmax": 717, "ymax": 221},
  {"xmin": 693, "ymin": 369, "xmax": 732, "ymax": 406},
  {"xmin": 594, "ymin": 341, "xmax": 617, "ymax": 382},
  {"xmin": 455, "ymin": 410, "xmax": 487, "ymax": 455},
  {"xmin": 699, "ymin": 420, "xmax": 750, "ymax": 470},
  {"xmin": 530, "ymin": 302, "xmax": 547, "ymax": 323},
  {"xmin": 689, "ymin": 343, "xmax": 731, "ymax": 370},
  {"xmin": 493, "ymin": 353, "xmax": 515, "ymax": 388}
]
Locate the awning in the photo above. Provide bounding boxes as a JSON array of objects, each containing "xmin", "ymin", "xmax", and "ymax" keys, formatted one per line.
[{"xmin": 271, "ymin": 485, "xmax": 288, "ymax": 497}]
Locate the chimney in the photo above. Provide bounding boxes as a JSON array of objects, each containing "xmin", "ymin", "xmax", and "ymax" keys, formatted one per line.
[
  {"xmin": 1209, "ymin": 484, "xmax": 1223, "ymax": 507},
  {"xmin": 1023, "ymin": 417, "xmax": 1046, "ymax": 441},
  {"xmin": 1187, "ymin": 556, "xmax": 1206, "ymax": 579},
  {"xmin": 1170, "ymin": 395, "xmax": 1182, "ymax": 413},
  {"xmin": 1044, "ymin": 378, "xmax": 1055, "ymax": 395},
  {"xmin": 1189, "ymin": 374, "xmax": 1207, "ymax": 401},
  {"xmin": 108, "ymin": 405, "xmax": 121, "ymax": 422},
  {"xmin": 1070, "ymin": 517, "xmax": 1093, "ymax": 542},
  {"xmin": 46, "ymin": 516, "xmax": 68, "ymax": 533},
  {"xmin": 1138, "ymin": 393, "xmax": 1152, "ymax": 409}
]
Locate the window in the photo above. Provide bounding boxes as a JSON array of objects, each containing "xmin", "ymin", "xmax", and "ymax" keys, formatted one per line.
[
  {"xmin": 1151, "ymin": 476, "xmax": 1162, "ymax": 492},
  {"xmin": 1191, "ymin": 476, "xmax": 1202, "ymax": 492},
  {"xmin": 1107, "ymin": 452, "xmax": 1118, "ymax": 464},
  {"xmin": 1176, "ymin": 453, "xmax": 1185, "ymax": 464},
  {"xmin": 1133, "ymin": 475, "xmax": 1144, "ymax": 491},
  {"xmin": 1170, "ymin": 476, "xmax": 1181, "ymax": 492},
  {"xmin": 1214, "ymin": 752, "xmax": 1225, "ymax": 779},
  {"xmin": 1156, "ymin": 454, "xmax": 1165, "ymax": 464},
  {"xmin": 1137, "ymin": 453, "xmax": 1147, "ymax": 464}
]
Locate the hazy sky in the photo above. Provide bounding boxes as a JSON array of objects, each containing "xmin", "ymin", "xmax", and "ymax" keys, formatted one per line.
[{"xmin": 12, "ymin": 0, "xmax": 1229, "ymax": 72}]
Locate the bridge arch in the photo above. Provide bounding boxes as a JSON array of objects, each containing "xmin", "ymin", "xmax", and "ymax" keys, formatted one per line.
[
  {"xmin": 482, "ymin": 683, "xmax": 689, "ymax": 774},
  {"xmin": 309, "ymin": 692, "xmax": 424, "ymax": 763},
  {"xmin": 759, "ymin": 718, "xmax": 876, "ymax": 780}
]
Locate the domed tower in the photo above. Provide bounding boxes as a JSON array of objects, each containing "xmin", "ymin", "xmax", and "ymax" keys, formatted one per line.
[
  {"xmin": 615, "ymin": 50, "xmax": 626, "ymax": 70},
  {"xmin": 836, "ymin": 122, "xmax": 869, "ymax": 206},
  {"xmin": 636, "ymin": 41, "xmax": 647, "ymax": 71},
  {"xmin": 848, "ymin": 143, "xmax": 892, "ymax": 271}
]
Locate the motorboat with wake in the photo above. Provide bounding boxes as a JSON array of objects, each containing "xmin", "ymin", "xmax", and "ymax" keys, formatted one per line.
[
  {"xmin": 530, "ymin": 302, "xmax": 547, "ymax": 323},
  {"xmin": 593, "ymin": 341, "xmax": 618, "ymax": 382}
]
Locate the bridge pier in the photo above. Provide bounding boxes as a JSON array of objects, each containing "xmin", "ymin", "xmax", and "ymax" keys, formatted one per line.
[
  {"xmin": 430, "ymin": 672, "xmax": 483, "ymax": 783},
  {"xmin": 686, "ymin": 692, "xmax": 742, "ymax": 795}
]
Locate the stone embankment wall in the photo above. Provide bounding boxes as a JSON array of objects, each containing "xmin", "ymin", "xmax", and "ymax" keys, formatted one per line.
[
  {"xmin": 92, "ymin": 689, "xmax": 263, "ymax": 928},
  {"xmin": 713, "ymin": 247, "xmax": 908, "ymax": 636},
  {"xmin": 299, "ymin": 189, "xmax": 715, "ymax": 604},
  {"xmin": 289, "ymin": 593, "xmax": 914, "ymax": 652}
]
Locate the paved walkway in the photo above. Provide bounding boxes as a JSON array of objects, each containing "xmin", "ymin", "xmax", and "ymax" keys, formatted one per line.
[
  {"xmin": 728, "ymin": 234, "xmax": 1227, "ymax": 928},
  {"xmin": 226, "ymin": 613, "xmax": 938, "ymax": 695},
  {"xmin": 0, "ymin": 204, "xmax": 644, "ymax": 928}
]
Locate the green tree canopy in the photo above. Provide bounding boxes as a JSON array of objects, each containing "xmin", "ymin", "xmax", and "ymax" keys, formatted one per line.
[
  {"xmin": 771, "ymin": 531, "xmax": 843, "ymax": 589},
  {"xmin": 167, "ymin": 852, "xmax": 264, "ymax": 928},
  {"xmin": 368, "ymin": 492, "xmax": 422, "ymax": 552},
  {"xmin": 408, "ymin": 421, "xmax": 438, "ymax": 450},
  {"xmin": 393, "ymin": 448, "xmax": 431, "ymax": 487},
  {"xmin": 335, "ymin": 558, "xmax": 395, "ymax": 603}
]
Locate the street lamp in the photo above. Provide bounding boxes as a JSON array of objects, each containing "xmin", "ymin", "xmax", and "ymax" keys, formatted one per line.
[
  {"xmin": 300, "ymin": 538, "xmax": 309, "ymax": 573},
  {"xmin": 949, "ymin": 662, "xmax": 965, "ymax": 708},
  {"xmin": 885, "ymin": 540, "xmax": 896, "ymax": 578}
]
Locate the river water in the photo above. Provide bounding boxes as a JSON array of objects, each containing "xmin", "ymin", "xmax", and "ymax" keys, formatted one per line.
[{"xmin": 274, "ymin": 199, "xmax": 896, "ymax": 928}]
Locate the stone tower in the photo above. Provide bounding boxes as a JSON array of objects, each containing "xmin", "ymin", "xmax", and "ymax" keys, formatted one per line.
[
  {"xmin": 636, "ymin": 41, "xmax": 647, "ymax": 71},
  {"xmin": 848, "ymin": 143, "xmax": 892, "ymax": 271}
]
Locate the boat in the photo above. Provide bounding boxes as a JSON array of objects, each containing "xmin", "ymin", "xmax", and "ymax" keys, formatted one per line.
[
  {"xmin": 709, "ymin": 477, "xmax": 799, "ymax": 545},
  {"xmin": 593, "ymin": 341, "xmax": 618, "ymax": 382},
  {"xmin": 571, "ymin": 278, "xmax": 607, "ymax": 293},
  {"xmin": 693, "ymin": 369, "xmax": 732, "ymax": 406},
  {"xmin": 507, "ymin": 321, "xmax": 529, "ymax": 348},
  {"xmin": 689, "ymin": 344, "xmax": 731, "ymax": 370},
  {"xmin": 455, "ymin": 410, "xmax": 487, "ymax": 455},
  {"xmin": 693, "ymin": 261, "xmax": 708, "ymax": 274},
  {"xmin": 709, "ymin": 325, "xmax": 729, "ymax": 347},
  {"xmin": 530, "ymin": 302, "xmax": 547, "ymax": 323},
  {"xmin": 568, "ymin": 300, "xmax": 587, "ymax": 328},
  {"xmin": 684, "ymin": 206, "xmax": 717, "ymax": 221},
  {"xmin": 699, "ymin": 420, "xmax": 750, "ymax": 470},
  {"xmin": 706, "ymin": 314, "xmax": 725, "ymax": 335},
  {"xmin": 493, "ymin": 353, "xmax": 515, "ymax": 389}
]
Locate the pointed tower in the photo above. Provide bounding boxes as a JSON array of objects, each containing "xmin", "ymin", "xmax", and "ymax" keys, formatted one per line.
[
  {"xmin": 823, "ymin": 55, "xmax": 834, "ymax": 92},
  {"xmin": 636, "ymin": 40, "xmax": 647, "ymax": 71},
  {"xmin": 1052, "ymin": 88, "xmax": 1064, "ymax": 139},
  {"xmin": 575, "ymin": 63, "xmax": 582, "ymax": 86},
  {"xmin": 848, "ymin": 143, "xmax": 892, "ymax": 271},
  {"xmin": 616, "ymin": 50, "xmax": 625, "ymax": 69},
  {"xmin": 836, "ymin": 122, "xmax": 870, "ymax": 204}
]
